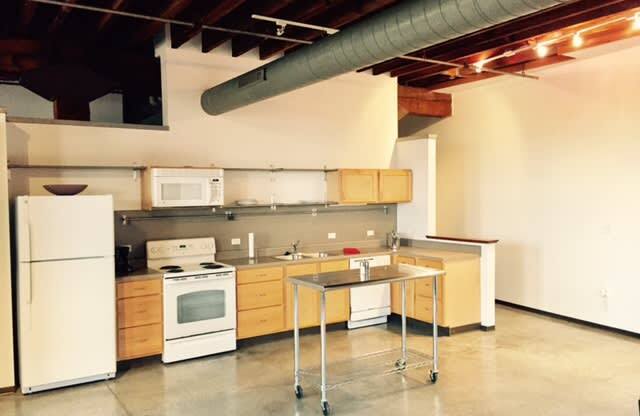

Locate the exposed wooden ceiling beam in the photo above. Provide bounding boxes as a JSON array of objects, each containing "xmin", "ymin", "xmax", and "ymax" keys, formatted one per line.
[
  {"xmin": 398, "ymin": 86, "xmax": 452, "ymax": 119},
  {"xmin": 363, "ymin": 0, "xmax": 640, "ymax": 78},
  {"xmin": 18, "ymin": 0, "xmax": 38, "ymax": 34},
  {"xmin": 231, "ymin": 0, "xmax": 337, "ymax": 58},
  {"xmin": 201, "ymin": 0, "xmax": 297, "ymax": 53},
  {"xmin": 258, "ymin": 0, "xmax": 397, "ymax": 60},
  {"xmin": 170, "ymin": 0, "xmax": 246, "ymax": 49},
  {"xmin": 132, "ymin": 0, "xmax": 193, "ymax": 45},
  {"xmin": 404, "ymin": 7, "xmax": 640, "ymax": 87},
  {"xmin": 96, "ymin": 0, "xmax": 127, "ymax": 33},
  {"xmin": 47, "ymin": 0, "xmax": 79, "ymax": 34}
]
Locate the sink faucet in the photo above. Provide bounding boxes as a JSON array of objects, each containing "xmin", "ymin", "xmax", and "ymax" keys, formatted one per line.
[{"xmin": 292, "ymin": 240, "xmax": 301, "ymax": 254}]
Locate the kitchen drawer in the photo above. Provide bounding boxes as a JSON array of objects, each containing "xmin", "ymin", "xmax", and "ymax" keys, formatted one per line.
[
  {"xmin": 319, "ymin": 260, "xmax": 349, "ymax": 273},
  {"xmin": 415, "ymin": 258, "xmax": 443, "ymax": 269},
  {"xmin": 414, "ymin": 294, "xmax": 442, "ymax": 324},
  {"xmin": 286, "ymin": 263, "xmax": 318, "ymax": 277},
  {"xmin": 237, "ymin": 280, "xmax": 283, "ymax": 311},
  {"xmin": 414, "ymin": 277, "xmax": 443, "ymax": 300},
  {"xmin": 237, "ymin": 305, "xmax": 285, "ymax": 339},
  {"xmin": 117, "ymin": 278, "xmax": 161, "ymax": 299},
  {"xmin": 118, "ymin": 323, "xmax": 163, "ymax": 361},
  {"xmin": 117, "ymin": 294, "xmax": 162, "ymax": 329},
  {"xmin": 395, "ymin": 255, "xmax": 416, "ymax": 265},
  {"xmin": 237, "ymin": 267, "xmax": 283, "ymax": 284}
]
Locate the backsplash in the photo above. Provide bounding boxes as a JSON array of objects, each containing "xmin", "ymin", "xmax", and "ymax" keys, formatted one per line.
[{"xmin": 115, "ymin": 204, "xmax": 397, "ymax": 260}]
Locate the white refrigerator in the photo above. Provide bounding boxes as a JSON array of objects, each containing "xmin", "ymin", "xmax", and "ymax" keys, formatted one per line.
[{"xmin": 16, "ymin": 195, "xmax": 116, "ymax": 394}]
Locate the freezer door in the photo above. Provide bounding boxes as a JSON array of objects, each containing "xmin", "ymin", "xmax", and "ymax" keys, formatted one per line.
[
  {"xmin": 18, "ymin": 257, "xmax": 116, "ymax": 391},
  {"xmin": 16, "ymin": 195, "xmax": 114, "ymax": 262}
]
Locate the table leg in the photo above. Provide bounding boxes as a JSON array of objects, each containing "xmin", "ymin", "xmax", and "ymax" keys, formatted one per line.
[
  {"xmin": 294, "ymin": 285, "xmax": 302, "ymax": 398},
  {"xmin": 320, "ymin": 291, "xmax": 329, "ymax": 414},
  {"xmin": 430, "ymin": 276, "xmax": 439, "ymax": 383},
  {"xmin": 401, "ymin": 280, "xmax": 407, "ymax": 367}
]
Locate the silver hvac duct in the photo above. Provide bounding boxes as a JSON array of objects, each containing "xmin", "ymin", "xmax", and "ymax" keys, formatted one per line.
[{"xmin": 201, "ymin": 0, "xmax": 570, "ymax": 115}]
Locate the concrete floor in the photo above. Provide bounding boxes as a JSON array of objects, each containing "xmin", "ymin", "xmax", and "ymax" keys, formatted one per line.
[{"xmin": 1, "ymin": 305, "xmax": 639, "ymax": 416}]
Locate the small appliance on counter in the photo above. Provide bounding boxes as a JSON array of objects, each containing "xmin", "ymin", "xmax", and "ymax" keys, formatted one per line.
[
  {"xmin": 16, "ymin": 195, "xmax": 116, "ymax": 393},
  {"xmin": 142, "ymin": 167, "xmax": 224, "ymax": 209},
  {"xmin": 115, "ymin": 244, "xmax": 133, "ymax": 275},
  {"xmin": 147, "ymin": 237, "xmax": 236, "ymax": 363},
  {"xmin": 388, "ymin": 230, "xmax": 400, "ymax": 252}
]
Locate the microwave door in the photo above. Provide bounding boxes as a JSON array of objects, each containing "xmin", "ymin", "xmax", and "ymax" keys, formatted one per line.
[{"xmin": 154, "ymin": 177, "xmax": 209, "ymax": 207}]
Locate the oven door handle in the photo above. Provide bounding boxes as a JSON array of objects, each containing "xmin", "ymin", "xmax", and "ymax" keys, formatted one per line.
[{"xmin": 164, "ymin": 274, "xmax": 234, "ymax": 285}]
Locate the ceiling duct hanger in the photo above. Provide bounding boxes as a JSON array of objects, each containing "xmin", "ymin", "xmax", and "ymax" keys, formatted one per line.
[{"xmin": 251, "ymin": 14, "xmax": 339, "ymax": 36}]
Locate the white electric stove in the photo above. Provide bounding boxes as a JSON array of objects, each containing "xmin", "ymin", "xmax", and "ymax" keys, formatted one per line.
[{"xmin": 146, "ymin": 237, "xmax": 236, "ymax": 363}]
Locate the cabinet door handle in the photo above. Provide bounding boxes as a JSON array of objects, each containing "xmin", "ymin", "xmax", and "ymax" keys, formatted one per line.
[
  {"xmin": 137, "ymin": 338, "xmax": 149, "ymax": 343},
  {"xmin": 258, "ymin": 293, "xmax": 267, "ymax": 297}
]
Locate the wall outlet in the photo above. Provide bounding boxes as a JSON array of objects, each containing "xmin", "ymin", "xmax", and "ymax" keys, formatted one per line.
[
  {"xmin": 231, "ymin": 238, "xmax": 241, "ymax": 246},
  {"xmin": 328, "ymin": 232, "xmax": 337, "ymax": 240},
  {"xmin": 367, "ymin": 230, "xmax": 375, "ymax": 237}
]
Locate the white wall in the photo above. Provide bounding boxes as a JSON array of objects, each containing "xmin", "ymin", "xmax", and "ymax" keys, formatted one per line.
[
  {"xmin": 424, "ymin": 39, "xmax": 640, "ymax": 334},
  {"xmin": 0, "ymin": 85, "xmax": 53, "ymax": 119},
  {"xmin": 392, "ymin": 136, "xmax": 437, "ymax": 240},
  {"xmin": 0, "ymin": 110, "xmax": 15, "ymax": 389},
  {"xmin": 6, "ymin": 36, "xmax": 397, "ymax": 210}
]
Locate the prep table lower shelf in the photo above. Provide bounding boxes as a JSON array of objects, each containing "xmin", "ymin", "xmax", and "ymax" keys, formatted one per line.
[
  {"xmin": 299, "ymin": 347, "xmax": 433, "ymax": 391},
  {"xmin": 288, "ymin": 264, "xmax": 445, "ymax": 415}
]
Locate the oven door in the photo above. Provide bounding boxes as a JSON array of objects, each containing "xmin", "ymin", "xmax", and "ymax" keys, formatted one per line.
[
  {"xmin": 153, "ymin": 176, "xmax": 211, "ymax": 208},
  {"xmin": 164, "ymin": 272, "xmax": 236, "ymax": 340}
]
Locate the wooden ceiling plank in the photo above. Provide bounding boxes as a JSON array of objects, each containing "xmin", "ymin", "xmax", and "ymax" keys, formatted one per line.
[
  {"xmin": 373, "ymin": 0, "xmax": 639, "ymax": 78},
  {"xmin": 231, "ymin": 0, "xmax": 333, "ymax": 58},
  {"xmin": 258, "ymin": 0, "xmax": 398, "ymax": 60},
  {"xmin": 96, "ymin": 0, "xmax": 128, "ymax": 33},
  {"xmin": 171, "ymin": 0, "xmax": 247, "ymax": 49},
  {"xmin": 47, "ymin": 0, "xmax": 79, "ymax": 34},
  {"xmin": 132, "ymin": 0, "xmax": 193, "ymax": 45},
  {"xmin": 201, "ymin": 0, "xmax": 297, "ymax": 53},
  {"xmin": 18, "ymin": 1, "xmax": 38, "ymax": 34}
]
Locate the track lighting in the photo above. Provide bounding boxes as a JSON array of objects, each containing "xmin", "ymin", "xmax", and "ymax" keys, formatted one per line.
[
  {"xmin": 474, "ymin": 61, "xmax": 484, "ymax": 73},
  {"xmin": 536, "ymin": 43, "xmax": 549, "ymax": 58},
  {"xmin": 572, "ymin": 33, "xmax": 584, "ymax": 48}
]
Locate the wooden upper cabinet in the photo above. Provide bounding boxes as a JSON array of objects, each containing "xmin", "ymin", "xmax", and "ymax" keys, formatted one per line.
[
  {"xmin": 327, "ymin": 169, "xmax": 412, "ymax": 204},
  {"xmin": 379, "ymin": 169, "xmax": 412, "ymax": 203},
  {"xmin": 327, "ymin": 169, "xmax": 379, "ymax": 204}
]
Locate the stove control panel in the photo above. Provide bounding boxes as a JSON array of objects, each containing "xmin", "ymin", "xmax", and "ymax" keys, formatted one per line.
[{"xmin": 147, "ymin": 237, "xmax": 216, "ymax": 260}]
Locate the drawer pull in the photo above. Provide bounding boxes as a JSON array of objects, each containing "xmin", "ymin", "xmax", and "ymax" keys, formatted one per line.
[
  {"xmin": 258, "ymin": 293, "xmax": 267, "ymax": 297},
  {"xmin": 259, "ymin": 319, "xmax": 268, "ymax": 324},
  {"xmin": 135, "ymin": 309, "xmax": 148, "ymax": 314},
  {"xmin": 136, "ymin": 338, "xmax": 149, "ymax": 343}
]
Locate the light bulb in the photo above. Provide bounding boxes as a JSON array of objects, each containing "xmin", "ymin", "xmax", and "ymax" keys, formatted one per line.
[
  {"xmin": 572, "ymin": 33, "xmax": 584, "ymax": 48},
  {"xmin": 633, "ymin": 13, "xmax": 640, "ymax": 31},
  {"xmin": 536, "ymin": 44, "xmax": 549, "ymax": 58},
  {"xmin": 474, "ymin": 61, "xmax": 484, "ymax": 73}
]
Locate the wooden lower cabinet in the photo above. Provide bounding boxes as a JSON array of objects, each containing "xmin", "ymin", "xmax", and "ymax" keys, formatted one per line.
[
  {"xmin": 391, "ymin": 256, "xmax": 416, "ymax": 316},
  {"xmin": 320, "ymin": 260, "xmax": 350, "ymax": 324},
  {"xmin": 116, "ymin": 279, "xmax": 163, "ymax": 361},
  {"xmin": 391, "ymin": 254, "xmax": 480, "ymax": 331},
  {"xmin": 118, "ymin": 323, "xmax": 163, "ymax": 361},
  {"xmin": 235, "ymin": 260, "xmax": 352, "ymax": 340},
  {"xmin": 237, "ymin": 305, "xmax": 285, "ymax": 339}
]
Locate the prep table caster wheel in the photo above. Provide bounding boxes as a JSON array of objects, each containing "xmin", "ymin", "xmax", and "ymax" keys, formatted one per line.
[
  {"xmin": 429, "ymin": 370, "xmax": 439, "ymax": 384},
  {"xmin": 321, "ymin": 401, "xmax": 331, "ymax": 415},
  {"xmin": 394, "ymin": 359, "xmax": 407, "ymax": 370},
  {"xmin": 294, "ymin": 385, "xmax": 303, "ymax": 399}
]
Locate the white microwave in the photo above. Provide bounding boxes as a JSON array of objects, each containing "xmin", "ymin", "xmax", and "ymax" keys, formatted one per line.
[{"xmin": 142, "ymin": 168, "xmax": 224, "ymax": 209}]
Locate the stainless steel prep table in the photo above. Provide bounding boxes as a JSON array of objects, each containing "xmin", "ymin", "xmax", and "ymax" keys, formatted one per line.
[{"xmin": 288, "ymin": 264, "xmax": 446, "ymax": 415}]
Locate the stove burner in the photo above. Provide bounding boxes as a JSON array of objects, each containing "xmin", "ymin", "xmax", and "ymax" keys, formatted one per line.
[
  {"xmin": 165, "ymin": 268, "xmax": 184, "ymax": 273},
  {"xmin": 199, "ymin": 262, "xmax": 215, "ymax": 266},
  {"xmin": 202, "ymin": 264, "xmax": 224, "ymax": 270},
  {"xmin": 160, "ymin": 265, "xmax": 181, "ymax": 270}
]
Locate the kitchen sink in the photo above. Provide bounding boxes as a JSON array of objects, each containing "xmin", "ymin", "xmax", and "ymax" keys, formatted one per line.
[{"xmin": 273, "ymin": 252, "xmax": 331, "ymax": 261}]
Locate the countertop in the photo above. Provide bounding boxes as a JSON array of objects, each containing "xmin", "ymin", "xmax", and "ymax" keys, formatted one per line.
[
  {"xmin": 224, "ymin": 246, "xmax": 478, "ymax": 270},
  {"xmin": 114, "ymin": 246, "xmax": 478, "ymax": 279},
  {"xmin": 116, "ymin": 267, "xmax": 163, "ymax": 283},
  {"xmin": 288, "ymin": 264, "xmax": 445, "ymax": 292}
]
